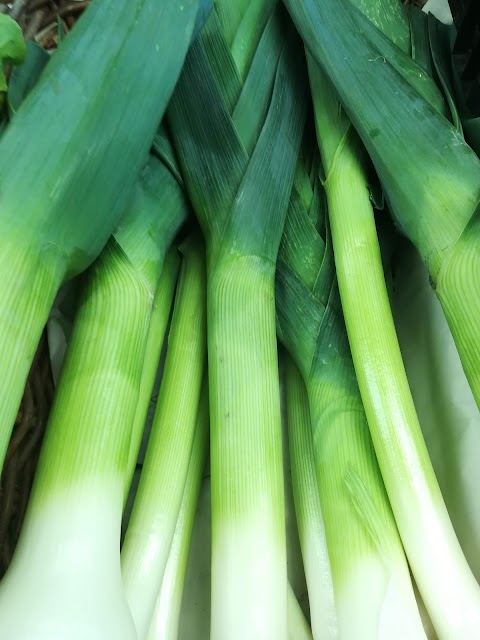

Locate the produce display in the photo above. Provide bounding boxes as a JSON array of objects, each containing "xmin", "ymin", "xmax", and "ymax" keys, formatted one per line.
[{"xmin": 0, "ymin": 1, "xmax": 478, "ymax": 639}]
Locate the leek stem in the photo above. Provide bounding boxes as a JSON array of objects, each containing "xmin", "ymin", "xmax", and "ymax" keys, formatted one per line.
[
  {"xmin": 308, "ymin": 51, "xmax": 480, "ymax": 637},
  {"xmin": 124, "ymin": 248, "xmax": 181, "ymax": 503},
  {"xmin": 0, "ymin": 240, "xmax": 151, "ymax": 640},
  {"xmin": 392, "ymin": 241, "xmax": 480, "ymax": 581},
  {"xmin": 307, "ymin": 371, "xmax": 426, "ymax": 640},
  {"xmin": 324, "ymin": 130, "xmax": 480, "ymax": 639},
  {"xmin": 276, "ymin": 168, "xmax": 427, "ymax": 638},
  {"xmin": 146, "ymin": 383, "xmax": 209, "ymax": 640},
  {"xmin": 209, "ymin": 253, "xmax": 287, "ymax": 640},
  {"xmin": 167, "ymin": 10, "xmax": 306, "ymax": 638},
  {"xmin": 285, "ymin": 0, "xmax": 480, "ymax": 413},
  {"xmin": 121, "ymin": 236, "xmax": 207, "ymax": 640},
  {"xmin": 0, "ymin": 150, "xmax": 188, "ymax": 639},
  {"xmin": 285, "ymin": 355, "xmax": 338, "ymax": 640}
]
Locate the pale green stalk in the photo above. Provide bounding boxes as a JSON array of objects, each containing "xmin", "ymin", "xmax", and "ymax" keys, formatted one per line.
[
  {"xmin": 121, "ymin": 236, "xmax": 207, "ymax": 640},
  {"xmin": 308, "ymin": 56, "xmax": 480, "ymax": 638},
  {"xmin": 285, "ymin": 355, "xmax": 337, "ymax": 640},
  {"xmin": 208, "ymin": 252, "xmax": 287, "ymax": 639},
  {"xmin": 146, "ymin": 383, "xmax": 209, "ymax": 640},
  {"xmin": 306, "ymin": 358, "xmax": 426, "ymax": 640},
  {"xmin": 413, "ymin": 580, "xmax": 438, "ymax": 640},
  {"xmin": 279, "ymin": 353, "xmax": 308, "ymax": 606},
  {"xmin": 124, "ymin": 248, "xmax": 181, "ymax": 502}
]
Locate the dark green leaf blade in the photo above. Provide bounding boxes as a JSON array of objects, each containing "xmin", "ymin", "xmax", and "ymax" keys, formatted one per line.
[
  {"xmin": 225, "ymin": 30, "xmax": 308, "ymax": 260},
  {"xmin": 168, "ymin": 38, "xmax": 249, "ymax": 250}
]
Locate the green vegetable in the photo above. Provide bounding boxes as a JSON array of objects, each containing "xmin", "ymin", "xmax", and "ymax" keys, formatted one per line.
[
  {"xmin": 283, "ymin": 2, "xmax": 480, "ymax": 634},
  {"xmin": 121, "ymin": 235, "xmax": 207, "ymax": 640},
  {"xmin": 285, "ymin": 354, "xmax": 337, "ymax": 640},
  {"xmin": 284, "ymin": 0, "xmax": 480, "ymax": 413},
  {"xmin": 0, "ymin": 0, "xmax": 200, "ymax": 472},
  {"xmin": 124, "ymin": 248, "xmax": 181, "ymax": 503},
  {"xmin": 168, "ymin": 4, "xmax": 307, "ymax": 637},
  {"xmin": 146, "ymin": 382, "xmax": 210, "ymax": 640},
  {"xmin": 0, "ymin": 152, "xmax": 187, "ymax": 640},
  {"xmin": 392, "ymin": 240, "xmax": 480, "ymax": 583},
  {"xmin": 276, "ymin": 158, "xmax": 426, "ymax": 638}
]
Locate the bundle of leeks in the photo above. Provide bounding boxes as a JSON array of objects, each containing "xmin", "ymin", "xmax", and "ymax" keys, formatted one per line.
[{"xmin": 0, "ymin": 1, "xmax": 478, "ymax": 640}]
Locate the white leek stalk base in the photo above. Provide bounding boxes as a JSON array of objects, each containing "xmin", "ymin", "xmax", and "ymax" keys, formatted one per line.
[
  {"xmin": 300, "ymin": 520, "xmax": 338, "ymax": 640},
  {"xmin": 336, "ymin": 557, "xmax": 427, "ymax": 640},
  {"xmin": 0, "ymin": 482, "xmax": 136, "ymax": 640},
  {"xmin": 392, "ymin": 495, "xmax": 480, "ymax": 638},
  {"xmin": 211, "ymin": 517, "xmax": 287, "ymax": 640}
]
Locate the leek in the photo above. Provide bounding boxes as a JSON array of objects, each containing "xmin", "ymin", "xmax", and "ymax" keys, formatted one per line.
[
  {"xmin": 285, "ymin": 354, "xmax": 338, "ymax": 640},
  {"xmin": 124, "ymin": 247, "xmax": 181, "ymax": 502},
  {"xmin": 278, "ymin": 353, "xmax": 309, "ymax": 610},
  {"xmin": 285, "ymin": 3, "xmax": 480, "ymax": 634},
  {"xmin": 177, "ymin": 476, "xmax": 212, "ymax": 640},
  {"xmin": 0, "ymin": 153, "xmax": 188, "ymax": 639},
  {"xmin": 275, "ymin": 160, "xmax": 426, "ymax": 639},
  {"xmin": 392, "ymin": 241, "xmax": 480, "ymax": 581},
  {"xmin": 284, "ymin": 0, "xmax": 480, "ymax": 411},
  {"xmin": 146, "ymin": 384, "xmax": 209, "ymax": 640},
  {"xmin": 168, "ymin": 5, "xmax": 307, "ymax": 637},
  {"xmin": 121, "ymin": 235, "xmax": 207, "ymax": 640},
  {"xmin": 0, "ymin": 0, "xmax": 200, "ymax": 470}
]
